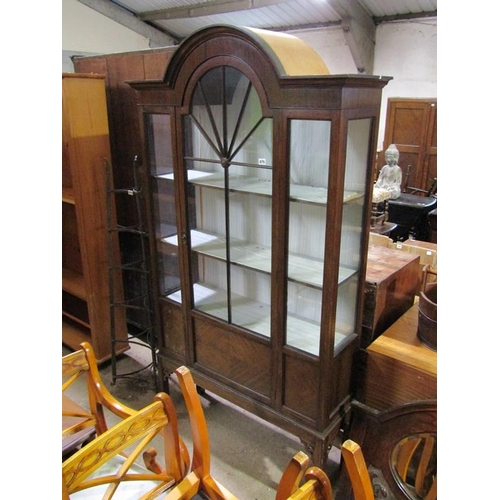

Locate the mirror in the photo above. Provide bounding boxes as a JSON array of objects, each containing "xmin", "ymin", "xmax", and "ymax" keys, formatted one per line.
[{"xmin": 390, "ymin": 433, "xmax": 437, "ymax": 499}]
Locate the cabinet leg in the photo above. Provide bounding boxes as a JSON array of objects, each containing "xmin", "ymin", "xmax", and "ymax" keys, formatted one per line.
[{"xmin": 300, "ymin": 437, "xmax": 333, "ymax": 469}]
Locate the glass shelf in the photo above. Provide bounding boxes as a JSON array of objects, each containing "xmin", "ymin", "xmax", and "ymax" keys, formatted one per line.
[
  {"xmin": 157, "ymin": 171, "xmax": 363, "ymax": 205},
  {"xmin": 162, "ymin": 229, "xmax": 358, "ymax": 289},
  {"xmin": 165, "ymin": 283, "xmax": 347, "ymax": 355}
]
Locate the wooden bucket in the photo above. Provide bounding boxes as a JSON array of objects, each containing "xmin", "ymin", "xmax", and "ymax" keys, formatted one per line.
[{"xmin": 417, "ymin": 266, "xmax": 437, "ymax": 351}]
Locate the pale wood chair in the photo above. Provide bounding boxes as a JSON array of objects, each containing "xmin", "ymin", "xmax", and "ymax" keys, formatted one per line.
[
  {"xmin": 174, "ymin": 364, "xmax": 334, "ymax": 499},
  {"xmin": 340, "ymin": 440, "xmax": 374, "ymax": 500},
  {"xmin": 276, "ymin": 450, "xmax": 334, "ymax": 500},
  {"xmin": 63, "ymin": 344, "xmax": 133, "ymax": 458},
  {"xmin": 167, "ymin": 365, "xmax": 239, "ymax": 499},
  {"xmin": 65, "ymin": 359, "xmax": 337, "ymax": 499},
  {"xmin": 62, "ymin": 392, "xmax": 187, "ymax": 499},
  {"xmin": 62, "ymin": 341, "xmax": 189, "ymax": 472}
]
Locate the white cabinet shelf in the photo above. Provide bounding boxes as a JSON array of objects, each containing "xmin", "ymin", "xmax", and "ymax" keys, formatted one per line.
[
  {"xmin": 158, "ymin": 170, "xmax": 363, "ymax": 205},
  {"xmin": 162, "ymin": 229, "xmax": 357, "ymax": 289},
  {"xmin": 166, "ymin": 283, "xmax": 347, "ymax": 355}
]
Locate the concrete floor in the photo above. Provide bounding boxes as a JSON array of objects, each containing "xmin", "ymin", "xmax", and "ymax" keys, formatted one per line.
[{"xmin": 63, "ymin": 341, "xmax": 342, "ymax": 499}]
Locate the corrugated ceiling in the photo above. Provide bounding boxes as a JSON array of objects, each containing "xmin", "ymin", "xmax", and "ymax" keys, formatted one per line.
[
  {"xmin": 76, "ymin": 0, "xmax": 436, "ymax": 74},
  {"xmin": 109, "ymin": 0, "xmax": 437, "ymax": 40}
]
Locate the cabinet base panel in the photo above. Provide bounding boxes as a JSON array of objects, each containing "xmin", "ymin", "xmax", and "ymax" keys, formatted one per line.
[{"xmin": 161, "ymin": 357, "xmax": 348, "ymax": 467}]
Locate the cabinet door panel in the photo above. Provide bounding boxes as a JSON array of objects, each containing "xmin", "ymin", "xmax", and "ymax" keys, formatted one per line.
[
  {"xmin": 194, "ymin": 318, "xmax": 272, "ymax": 400},
  {"xmin": 283, "ymin": 355, "xmax": 319, "ymax": 420},
  {"xmin": 160, "ymin": 300, "xmax": 186, "ymax": 356},
  {"xmin": 383, "ymin": 99, "xmax": 437, "ymax": 191}
]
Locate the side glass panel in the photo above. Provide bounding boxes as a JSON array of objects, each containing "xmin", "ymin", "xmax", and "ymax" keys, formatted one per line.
[
  {"xmin": 182, "ymin": 66, "xmax": 273, "ymax": 338},
  {"xmin": 286, "ymin": 119, "xmax": 331, "ymax": 356},
  {"xmin": 335, "ymin": 118, "xmax": 372, "ymax": 345},
  {"xmin": 145, "ymin": 114, "xmax": 182, "ymax": 300}
]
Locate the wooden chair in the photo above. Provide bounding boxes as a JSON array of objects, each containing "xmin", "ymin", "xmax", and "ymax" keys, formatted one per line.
[
  {"xmin": 62, "ymin": 342, "xmax": 189, "ymax": 473},
  {"xmin": 166, "ymin": 365, "xmax": 238, "ymax": 499},
  {"xmin": 340, "ymin": 440, "xmax": 374, "ymax": 500},
  {"xmin": 403, "ymin": 165, "xmax": 437, "ymax": 198},
  {"xmin": 62, "ymin": 392, "xmax": 187, "ymax": 499},
  {"xmin": 173, "ymin": 365, "xmax": 334, "ymax": 499},
  {"xmin": 63, "ymin": 343, "xmax": 133, "ymax": 458},
  {"xmin": 276, "ymin": 450, "xmax": 334, "ymax": 500}
]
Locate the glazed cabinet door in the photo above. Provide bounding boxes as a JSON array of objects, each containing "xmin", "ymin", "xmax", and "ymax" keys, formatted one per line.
[
  {"xmin": 285, "ymin": 118, "xmax": 330, "ymax": 356},
  {"xmin": 180, "ymin": 67, "xmax": 274, "ymax": 337}
]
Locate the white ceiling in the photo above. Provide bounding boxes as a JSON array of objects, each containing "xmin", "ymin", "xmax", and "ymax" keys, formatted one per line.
[
  {"xmin": 77, "ymin": 0, "xmax": 437, "ymax": 42},
  {"xmin": 75, "ymin": 0, "xmax": 437, "ymax": 73}
]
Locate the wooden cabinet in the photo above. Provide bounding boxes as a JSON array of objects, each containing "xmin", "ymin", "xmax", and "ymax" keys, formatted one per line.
[
  {"xmin": 62, "ymin": 73, "xmax": 128, "ymax": 363},
  {"xmin": 130, "ymin": 25, "xmax": 390, "ymax": 465},
  {"xmin": 72, "ymin": 47, "xmax": 176, "ymax": 228},
  {"xmin": 362, "ymin": 246, "xmax": 420, "ymax": 348},
  {"xmin": 381, "ymin": 98, "xmax": 437, "ymax": 192},
  {"xmin": 73, "ymin": 48, "xmax": 176, "ymax": 332},
  {"xmin": 356, "ymin": 301, "xmax": 437, "ymax": 409}
]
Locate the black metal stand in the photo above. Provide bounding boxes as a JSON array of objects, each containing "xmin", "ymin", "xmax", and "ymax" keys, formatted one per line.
[{"xmin": 105, "ymin": 156, "xmax": 159, "ymax": 391}]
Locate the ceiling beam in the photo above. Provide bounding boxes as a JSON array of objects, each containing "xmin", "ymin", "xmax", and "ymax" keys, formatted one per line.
[
  {"xmin": 76, "ymin": 0, "xmax": 179, "ymax": 47},
  {"xmin": 373, "ymin": 10, "xmax": 437, "ymax": 25},
  {"xmin": 323, "ymin": 0, "xmax": 376, "ymax": 74},
  {"xmin": 139, "ymin": 0, "xmax": 291, "ymax": 22}
]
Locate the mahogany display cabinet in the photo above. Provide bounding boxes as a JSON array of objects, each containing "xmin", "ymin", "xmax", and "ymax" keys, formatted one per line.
[{"xmin": 130, "ymin": 25, "xmax": 391, "ymax": 465}]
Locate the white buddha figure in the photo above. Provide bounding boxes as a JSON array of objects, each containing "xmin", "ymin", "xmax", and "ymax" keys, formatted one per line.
[{"xmin": 374, "ymin": 144, "xmax": 402, "ymax": 200}]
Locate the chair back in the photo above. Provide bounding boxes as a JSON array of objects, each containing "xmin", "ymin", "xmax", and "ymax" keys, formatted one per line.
[
  {"xmin": 63, "ymin": 342, "xmax": 140, "ymax": 458},
  {"xmin": 170, "ymin": 366, "xmax": 238, "ymax": 499},
  {"xmin": 276, "ymin": 450, "xmax": 334, "ymax": 500},
  {"xmin": 341, "ymin": 440, "xmax": 375, "ymax": 500},
  {"xmin": 62, "ymin": 392, "xmax": 185, "ymax": 499}
]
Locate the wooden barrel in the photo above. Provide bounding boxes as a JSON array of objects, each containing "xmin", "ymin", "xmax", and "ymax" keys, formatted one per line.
[{"xmin": 418, "ymin": 279, "xmax": 437, "ymax": 351}]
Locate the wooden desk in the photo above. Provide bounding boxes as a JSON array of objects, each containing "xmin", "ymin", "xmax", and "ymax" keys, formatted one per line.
[
  {"xmin": 357, "ymin": 301, "xmax": 437, "ymax": 410},
  {"xmin": 362, "ymin": 246, "xmax": 420, "ymax": 348}
]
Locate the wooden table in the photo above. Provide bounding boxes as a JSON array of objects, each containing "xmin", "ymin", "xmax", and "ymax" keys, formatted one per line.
[{"xmin": 356, "ymin": 301, "xmax": 437, "ymax": 410}]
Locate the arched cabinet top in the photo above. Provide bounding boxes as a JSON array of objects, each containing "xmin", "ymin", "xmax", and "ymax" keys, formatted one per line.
[
  {"xmin": 129, "ymin": 24, "xmax": 391, "ymax": 110},
  {"xmin": 164, "ymin": 24, "xmax": 331, "ymax": 82}
]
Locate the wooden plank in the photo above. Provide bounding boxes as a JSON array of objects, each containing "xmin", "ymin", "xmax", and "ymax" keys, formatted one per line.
[
  {"xmin": 62, "ymin": 318, "xmax": 90, "ymax": 350},
  {"xmin": 62, "ymin": 267, "xmax": 86, "ymax": 299},
  {"xmin": 367, "ymin": 302, "xmax": 436, "ymax": 376}
]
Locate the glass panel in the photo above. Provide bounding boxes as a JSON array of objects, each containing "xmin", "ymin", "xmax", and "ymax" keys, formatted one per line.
[
  {"xmin": 335, "ymin": 118, "xmax": 372, "ymax": 344},
  {"xmin": 286, "ymin": 119, "xmax": 331, "ymax": 356},
  {"xmin": 145, "ymin": 114, "xmax": 181, "ymax": 299},
  {"xmin": 183, "ymin": 66, "xmax": 273, "ymax": 338}
]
